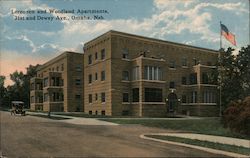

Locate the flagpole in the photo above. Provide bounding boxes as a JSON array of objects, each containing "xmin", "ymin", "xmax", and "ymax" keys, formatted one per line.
[{"xmin": 219, "ymin": 21, "xmax": 222, "ymax": 117}]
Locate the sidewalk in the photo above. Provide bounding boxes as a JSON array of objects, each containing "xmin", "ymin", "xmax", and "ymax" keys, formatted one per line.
[
  {"xmin": 26, "ymin": 111, "xmax": 118, "ymax": 126},
  {"xmin": 144, "ymin": 133, "xmax": 250, "ymax": 148},
  {"xmin": 140, "ymin": 134, "xmax": 249, "ymax": 158}
]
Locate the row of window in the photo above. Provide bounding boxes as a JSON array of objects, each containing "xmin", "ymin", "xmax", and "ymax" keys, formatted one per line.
[
  {"xmin": 121, "ymin": 48, "xmax": 212, "ymax": 67},
  {"xmin": 37, "ymin": 64, "xmax": 82, "ymax": 78},
  {"xmin": 89, "ymin": 92, "xmax": 106, "ymax": 103},
  {"xmin": 88, "ymin": 49, "xmax": 106, "ymax": 64},
  {"xmin": 123, "ymin": 66, "xmax": 163, "ymax": 81},
  {"xmin": 30, "ymin": 83, "xmax": 43, "ymax": 90},
  {"xmin": 125, "ymin": 88, "xmax": 163, "ymax": 102},
  {"xmin": 182, "ymin": 91, "xmax": 216, "ymax": 103},
  {"xmin": 30, "ymin": 96, "xmax": 43, "ymax": 103},
  {"xmin": 123, "ymin": 69, "xmax": 212, "ymax": 86},
  {"xmin": 48, "ymin": 64, "xmax": 64, "ymax": 72},
  {"xmin": 88, "ymin": 47, "xmax": 212, "ymax": 67},
  {"xmin": 88, "ymin": 71, "xmax": 105, "ymax": 83},
  {"xmin": 43, "ymin": 92, "xmax": 64, "ymax": 102},
  {"xmin": 89, "ymin": 110, "xmax": 105, "ymax": 115}
]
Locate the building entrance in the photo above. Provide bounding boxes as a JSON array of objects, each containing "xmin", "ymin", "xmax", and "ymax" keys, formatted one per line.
[{"xmin": 168, "ymin": 93, "xmax": 177, "ymax": 112}]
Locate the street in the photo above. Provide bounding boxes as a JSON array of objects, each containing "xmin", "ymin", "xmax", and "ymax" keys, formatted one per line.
[{"xmin": 0, "ymin": 111, "xmax": 225, "ymax": 157}]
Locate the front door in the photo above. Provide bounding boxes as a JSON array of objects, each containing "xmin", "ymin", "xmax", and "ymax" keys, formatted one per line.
[{"xmin": 168, "ymin": 93, "xmax": 177, "ymax": 112}]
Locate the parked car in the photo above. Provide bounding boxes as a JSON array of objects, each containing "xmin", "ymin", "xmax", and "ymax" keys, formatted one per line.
[{"xmin": 10, "ymin": 101, "xmax": 26, "ymax": 116}]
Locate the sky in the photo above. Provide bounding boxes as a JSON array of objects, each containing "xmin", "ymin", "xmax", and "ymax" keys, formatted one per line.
[{"xmin": 0, "ymin": 0, "xmax": 249, "ymax": 86}]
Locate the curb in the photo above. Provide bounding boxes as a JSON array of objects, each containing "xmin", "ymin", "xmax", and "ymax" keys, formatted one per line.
[{"xmin": 140, "ymin": 134, "xmax": 249, "ymax": 157}]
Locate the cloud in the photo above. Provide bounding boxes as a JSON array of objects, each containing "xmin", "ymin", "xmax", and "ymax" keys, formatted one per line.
[
  {"xmin": 2, "ymin": 35, "xmax": 36, "ymax": 53},
  {"xmin": 36, "ymin": 43, "xmax": 60, "ymax": 53}
]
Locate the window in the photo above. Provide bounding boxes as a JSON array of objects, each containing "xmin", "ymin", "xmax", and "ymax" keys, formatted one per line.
[
  {"xmin": 95, "ymin": 52, "xmax": 98, "ymax": 60},
  {"xmin": 132, "ymin": 88, "xmax": 139, "ymax": 102},
  {"xmin": 52, "ymin": 67, "xmax": 54, "ymax": 71},
  {"xmin": 51, "ymin": 77, "xmax": 60, "ymax": 86},
  {"xmin": 101, "ymin": 110, "xmax": 105, "ymax": 115},
  {"xmin": 95, "ymin": 93, "xmax": 98, "ymax": 101},
  {"xmin": 88, "ymin": 55, "xmax": 92, "ymax": 64},
  {"xmin": 44, "ymin": 93, "xmax": 49, "ymax": 102},
  {"xmin": 191, "ymin": 91, "xmax": 197, "ymax": 103},
  {"xmin": 203, "ymin": 91, "xmax": 216, "ymax": 103},
  {"xmin": 101, "ymin": 92, "xmax": 105, "ymax": 102},
  {"xmin": 89, "ymin": 94, "xmax": 92, "ymax": 103},
  {"xmin": 182, "ymin": 95, "xmax": 187, "ymax": 103},
  {"xmin": 190, "ymin": 73, "xmax": 197, "ymax": 84},
  {"xmin": 169, "ymin": 81, "xmax": 175, "ymax": 88},
  {"xmin": 56, "ymin": 66, "xmax": 59, "ymax": 71},
  {"xmin": 89, "ymin": 111, "xmax": 92, "ymax": 115},
  {"xmin": 101, "ymin": 71, "xmax": 105, "ymax": 81},
  {"xmin": 144, "ymin": 66, "xmax": 162, "ymax": 80},
  {"xmin": 132, "ymin": 66, "xmax": 139, "ymax": 80},
  {"xmin": 202, "ymin": 73, "xmax": 209, "ymax": 84},
  {"xmin": 122, "ymin": 71, "xmax": 129, "ymax": 81},
  {"xmin": 101, "ymin": 49, "xmax": 105, "ymax": 60},
  {"xmin": 30, "ymin": 83, "xmax": 34, "ymax": 91},
  {"xmin": 31, "ymin": 96, "xmax": 34, "ymax": 103},
  {"xmin": 75, "ymin": 94, "xmax": 81, "ymax": 99},
  {"xmin": 52, "ymin": 92, "xmax": 60, "ymax": 102},
  {"xmin": 75, "ymin": 79, "xmax": 81, "ymax": 85},
  {"xmin": 95, "ymin": 110, "xmax": 98, "ymax": 115},
  {"xmin": 123, "ymin": 93, "xmax": 129, "ymax": 102},
  {"xmin": 145, "ymin": 88, "xmax": 162, "ymax": 102},
  {"xmin": 43, "ymin": 78, "xmax": 48, "ymax": 87},
  {"xmin": 193, "ymin": 58, "xmax": 197, "ymax": 66},
  {"xmin": 182, "ymin": 57, "xmax": 187, "ymax": 67},
  {"xmin": 61, "ymin": 79, "xmax": 64, "ymax": 86},
  {"xmin": 122, "ymin": 48, "xmax": 129, "ymax": 59},
  {"xmin": 88, "ymin": 74, "xmax": 92, "ymax": 84},
  {"xmin": 75, "ymin": 66, "xmax": 81, "ymax": 72},
  {"xmin": 95, "ymin": 73, "xmax": 98, "ymax": 81},
  {"xmin": 61, "ymin": 64, "xmax": 64, "ymax": 71},
  {"xmin": 182, "ymin": 77, "xmax": 187, "ymax": 85},
  {"xmin": 169, "ymin": 61, "xmax": 175, "ymax": 68}
]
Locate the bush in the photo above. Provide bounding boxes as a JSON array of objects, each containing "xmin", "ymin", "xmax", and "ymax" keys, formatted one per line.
[{"xmin": 222, "ymin": 96, "xmax": 250, "ymax": 136}]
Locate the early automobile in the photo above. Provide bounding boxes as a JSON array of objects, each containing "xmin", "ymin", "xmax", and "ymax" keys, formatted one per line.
[{"xmin": 10, "ymin": 101, "xmax": 26, "ymax": 116}]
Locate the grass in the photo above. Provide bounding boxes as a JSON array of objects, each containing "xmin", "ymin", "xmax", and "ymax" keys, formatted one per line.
[
  {"xmin": 100, "ymin": 118, "xmax": 250, "ymax": 140},
  {"xmin": 146, "ymin": 135, "xmax": 250, "ymax": 156}
]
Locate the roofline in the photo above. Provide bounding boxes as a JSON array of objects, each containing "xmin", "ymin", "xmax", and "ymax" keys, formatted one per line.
[
  {"xmin": 37, "ymin": 51, "xmax": 83, "ymax": 71},
  {"xmin": 84, "ymin": 30, "xmax": 219, "ymax": 53}
]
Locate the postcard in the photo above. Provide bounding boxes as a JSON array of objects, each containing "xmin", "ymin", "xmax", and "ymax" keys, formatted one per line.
[{"xmin": 0, "ymin": 0, "xmax": 249, "ymax": 157}]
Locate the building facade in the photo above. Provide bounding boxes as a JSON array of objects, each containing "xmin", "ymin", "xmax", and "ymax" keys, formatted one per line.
[
  {"xmin": 30, "ymin": 30, "xmax": 219, "ymax": 117},
  {"xmin": 84, "ymin": 30, "xmax": 219, "ymax": 117},
  {"xmin": 30, "ymin": 51, "xmax": 84, "ymax": 112}
]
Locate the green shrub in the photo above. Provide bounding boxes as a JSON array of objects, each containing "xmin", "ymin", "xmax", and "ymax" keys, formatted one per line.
[{"xmin": 222, "ymin": 96, "xmax": 250, "ymax": 135}]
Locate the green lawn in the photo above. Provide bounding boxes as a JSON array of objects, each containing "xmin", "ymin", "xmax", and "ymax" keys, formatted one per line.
[
  {"xmin": 147, "ymin": 135, "xmax": 250, "ymax": 156},
  {"xmin": 100, "ymin": 118, "xmax": 250, "ymax": 140}
]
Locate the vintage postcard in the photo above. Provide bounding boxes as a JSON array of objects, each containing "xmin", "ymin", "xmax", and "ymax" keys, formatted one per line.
[{"xmin": 0, "ymin": 0, "xmax": 249, "ymax": 157}]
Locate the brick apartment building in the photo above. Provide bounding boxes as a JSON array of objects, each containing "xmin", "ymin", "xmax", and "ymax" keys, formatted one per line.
[
  {"xmin": 31, "ymin": 30, "xmax": 219, "ymax": 117},
  {"xmin": 84, "ymin": 31, "xmax": 218, "ymax": 117},
  {"xmin": 30, "ymin": 51, "xmax": 84, "ymax": 112}
]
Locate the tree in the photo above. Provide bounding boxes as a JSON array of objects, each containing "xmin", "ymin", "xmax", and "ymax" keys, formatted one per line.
[
  {"xmin": 236, "ymin": 45, "xmax": 250, "ymax": 98},
  {"xmin": 220, "ymin": 45, "xmax": 250, "ymax": 110},
  {"xmin": 0, "ymin": 76, "xmax": 7, "ymax": 107},
  {"xmin": 2, "ymin": 64, "xmax": 40, "ymax": 108}
]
